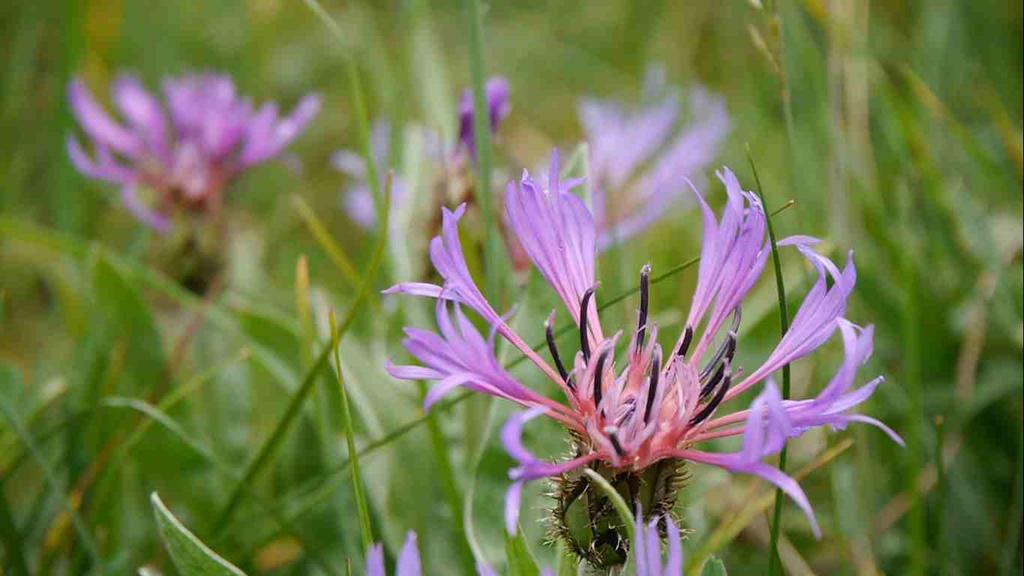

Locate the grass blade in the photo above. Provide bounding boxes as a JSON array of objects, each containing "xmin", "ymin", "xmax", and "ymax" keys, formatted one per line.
[
  {"xmin": 747, "ymin": 149, "xmax": 792, "ymax": 576},
  {"xmin": 299, "ymin": 0, "xmax": 384, "ymax": 224},
  {"xmin": 211, "ymin": 177, "xmax": 392, "ymax": 536},
  {"xmin": 328, "ymin": 311, "xmax": 374, "ymax": 550},
  {"xmin": 151, "ymin": 493, "xmax": 246, "ymax": 576},
  {"xmin": 0, "ymin": 482, "xmax": 30, "ymax": 576},
  {"xmin": 0, "ymin": 399, "xmax": 101, "ymax": 569},
  {"xmin": 463, "ymin": 0, "xmax": 501, "ymax": 301},
  {"xmin": 291, "ymin": 195, "xmax": 361, "ymax": 288}
]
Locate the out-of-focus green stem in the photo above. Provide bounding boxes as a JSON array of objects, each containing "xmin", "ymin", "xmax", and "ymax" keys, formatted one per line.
[
  {"xmin": 330, "ymin": 312, "xmax": 374, "ymax": 550},
  {"xmin": 900, "ymin": 180, "xmax": 925, "ymax": 576},
  {"xmin": 301, "ymin": 0, "xmax": 384, "ymax": 224},
  {"xmin": 420, "ymin": 383, "xmax": 477, "ymax": 575},
  {"xmin": 464, "ymin": 0, "xmax": 500, "ymax": 302},
  {"xmin": 748, "ymin": 150, "xmax": 791, "ymax": 576}
]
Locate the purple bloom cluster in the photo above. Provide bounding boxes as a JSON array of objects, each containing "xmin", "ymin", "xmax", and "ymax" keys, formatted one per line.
[
  {"xmin": 580, "ymin": 79, "xmax": 730, "ymax": 250},
  {"xmin": 67, "ymin": 73, "xmax": 320, "ymax": 231},
  {"xmin": 387, "ymin": 149, "xmax": 902, "ymax": 537}
]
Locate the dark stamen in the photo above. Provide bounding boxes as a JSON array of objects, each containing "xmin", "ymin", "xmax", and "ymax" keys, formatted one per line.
[
  {"xmin": 545, "ymin": 313, "xmax": 570, "ymax": 383},
  {"xmin": 643, "ymin": 350, "xmax": 662, "ymax": 423},
  {"xmin": 579, "ymin": 287, "xmax": 597, "ymax": 362},
  {"xmin": 676, "ymin": 325, "xmax": 693, "ymax": 358},
  {"xmin": 701, "ymin": 331, "xmax": 737, "ymax": 380},
  {"xmin": 690, "ymin": 362, "xmax": 731, "ymax": 426},
  {"xmin": 607, "ymin": 429, "xmax": 626, "ymax": 457},
  {"xmin": 636, "ymin": 265, "xmax": 651, "ymax": 352},
  {"xmin": 699, "ymin": 360, "xmax": 726, "ymax": 399},
  {"xmin": 593, "ymin": 347, "xmax": 610, "ymax": 409}
]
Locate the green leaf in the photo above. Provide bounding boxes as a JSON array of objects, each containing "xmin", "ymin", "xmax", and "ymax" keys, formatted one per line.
[
  {"xmin": 504, "ymin": 529, "xmax": 541, "ymax": 576},
  {"xmin": 700, "ymin": 557, "xmax": 728, "ymax": 576},
  {"xmin": 151, "ymin": 493, "xmax": 246, "ymax": 576}
]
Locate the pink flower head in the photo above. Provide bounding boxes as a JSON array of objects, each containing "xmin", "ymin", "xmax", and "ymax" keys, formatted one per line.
[
  {"xmin": 67, "ymin": 73, "xmax": 320, "ymax": 231},
  {"xmin": 580, "ymin": 72, "xmax": 730, "ymax": 251},
  {"xmin": 386, "ymin": 150, "xmax": 901, "ymax": 539}
]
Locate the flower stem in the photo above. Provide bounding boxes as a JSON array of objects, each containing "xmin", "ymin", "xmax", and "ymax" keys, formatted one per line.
[
  {"xmin": 329, "ymin": 311, "xmax": 374, "ymax": 551},
  {"xmin": 748, "ymin": 149, "xmax": 791, "ymax": 576},
  {"xmin": 464, "ymin": 0, "xmax": 501, "ymax": 302}
]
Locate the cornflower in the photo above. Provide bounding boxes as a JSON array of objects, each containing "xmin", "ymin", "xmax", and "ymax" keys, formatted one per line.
[
  {"xmin": 67, "ymin": 73, "xmax": 320, "ymax": 231},
  {"xmin": 386, "ymin": 150, "xmax": 901, "ymax": 566},
  {"xmin": 579, "ymin": 72, "xmax": 729, "ymax": 250}
]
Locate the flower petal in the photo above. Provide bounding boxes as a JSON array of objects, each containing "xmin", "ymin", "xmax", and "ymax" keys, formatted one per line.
[{"xmin": 505, "ymin": 151, "xmax": 601, "ymax": 340}]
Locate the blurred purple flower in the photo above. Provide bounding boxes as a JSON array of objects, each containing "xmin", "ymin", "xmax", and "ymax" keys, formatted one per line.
[
  {"xmin": 386, "ymin": 149, "xmax": 901, "ymax": 539},
  {"xmin": 365, "ymin": 532, "xmax": 420, "ymax": 576},
  {"xmin": 335, "ymin": 77, "xmax": 507, "ymax": 230},
  {"xmin": 333, "ymin": 122, "xmax": 408, "ymax": 230},
  {"xmin": 67, "ymin": 73, "xmax": 320, "ymax": 231},
  {"xmin": 457, "ymin": 76, "xmax": 511, "ymax": 160},
  {"xmin": 580, "ymin": 73, "xmax": 730, "ymax": 250}
]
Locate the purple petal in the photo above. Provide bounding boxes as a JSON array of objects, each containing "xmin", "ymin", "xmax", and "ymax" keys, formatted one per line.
[
  {"xmin": 396, "ymin": 532, "xmax": 421, "ymax": 576},
  {"xmin": 504, "ymin": 151, "xmax": 600, "ymax": 337},
  {"xmin": 365, "ymin": 543, "xmax": 385, "ymax": 576},
  {"xmin": 113, "ymin": 74, "xmax": 168, "ymax": 160},
  {"xmin": 504, "ymin": 480, "xmax": 525, "ymax": 535},
  {"xmin": 684, "ymin": 450, "xmax": 820, "ymax": 538},
  {"xmin": 458, "ymin": 76, "xmax": 510, "ymax": 156},
  {"xmin": 121, "ymin": 183, "xmax": 171, "ymax": 232},
  {"xmin": 68, "ymin": 79, "xmax": 142, "ymax": 157}
]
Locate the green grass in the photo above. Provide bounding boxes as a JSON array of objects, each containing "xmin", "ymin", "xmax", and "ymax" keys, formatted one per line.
[{"xmin": 0, "ymin": 0, "xmax": 1021, "ymax": 574}]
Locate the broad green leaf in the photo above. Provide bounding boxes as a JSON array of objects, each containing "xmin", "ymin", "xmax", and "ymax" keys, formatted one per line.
[
  {"xmin": 700, "ymin": 557, "xmax": 728, "ymax": 576},
  {"xmin": 504, "ymin": 529, "xmax": 542, "ymax": 576},
  {"xmin": 151, "ymin": 493, "xmax": 246, "ymax": 576}
]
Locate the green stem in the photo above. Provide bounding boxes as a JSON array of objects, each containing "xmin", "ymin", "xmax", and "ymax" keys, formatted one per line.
[
  {"xmin": 300, "ymin": 0, "xmax": 384, "ymax": 222},
  {"xmin": 421, "ymin": 383, "xmax": 477, "ymax": 574},
  {"xmin": 0, "ymin": 400, "xmax": 101, "ymax": 570},
  {"xmin": 464, "ymin": 0, "xmax": 500, "ymax": 302},
  {"xmin": 211, "ymin": 181, "xmax": 391, "ymax": 536},
  {"xmin": 330, "ymin": 312, "xmax": 374, "ymax": 550},
  {"xmin": 749, "ymin": 150, "xmax": 791, "ymax": 576},
  {"xmin": 582, "ymin": 469, "xmax": 635, "ymax": 544}
]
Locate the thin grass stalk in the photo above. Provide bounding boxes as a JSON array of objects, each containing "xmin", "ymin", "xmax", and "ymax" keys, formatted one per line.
[
  {"xmin": 211, "ymin": 175, "xmax": 392, "ymax": 536},
  {"xmin": 899, "ymin": 180, "xmax": 926, "ymax": 576},
  {"xmin": 463, "ymin": 0, "xmax": 500, "ymax": 302},
  {"xmin": 420, "ymin": 382, "xmax": 477, "ymax": 574},
  {"xmin": 300, "ymin": 0, "xmax": 384, "ymax": 222},
  {"xmin": 329, "ymin": 311, "xmax": 374, "ymax": 550},
  {"xmin": 748, "ymin": 150, "xmax": 791, "ymax": 576},
  {"xmin": 0, "ymin": 400, "xmax": 101, "ymax": 569}
]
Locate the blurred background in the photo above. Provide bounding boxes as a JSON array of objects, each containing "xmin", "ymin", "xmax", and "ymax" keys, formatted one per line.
[{"xmin": 0, "ymin": 0, "xmax": 1021, "ymax": 574}]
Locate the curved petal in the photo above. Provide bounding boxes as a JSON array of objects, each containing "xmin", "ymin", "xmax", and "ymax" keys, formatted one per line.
[
  {"xmin": 68, "ymin": 79, "xmax": 142, "ymax": 157},
  {"xmin": 396, "ymin": 532, "xmax": 421, "ymax": 576},
  {"xmin": 504, "ymin": 150, "xmax": 601, "ymax": 340},
  {"xmin": 680, "ymin": 450, "xmax": 820, "ymax": 538}
]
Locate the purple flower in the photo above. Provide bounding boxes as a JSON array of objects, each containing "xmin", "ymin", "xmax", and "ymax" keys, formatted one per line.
[
  {"xmin": 457, "ymin": 77, "xmax": 511, "ymax": 159},
  {"xmin": 386, "ymin": 149, "xmax": 901, "ymax": 538},
  {"xmin": 633, "ymin": 507, "xmax": 683, "ymax": 576},
  {"xmin": 67, "ymin": 73, "xmax": 320, "ymax": 231},
  {"xmin": 333, "ymin": 122, "xmax": 408, "ymax": 230},
  {"xmin": 580, "ymin": 74, "xmax": 730, "ymax": 250},
  {"xmin": 365, "ymin": 532, "xmax": 420, "ymax": 576}
]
